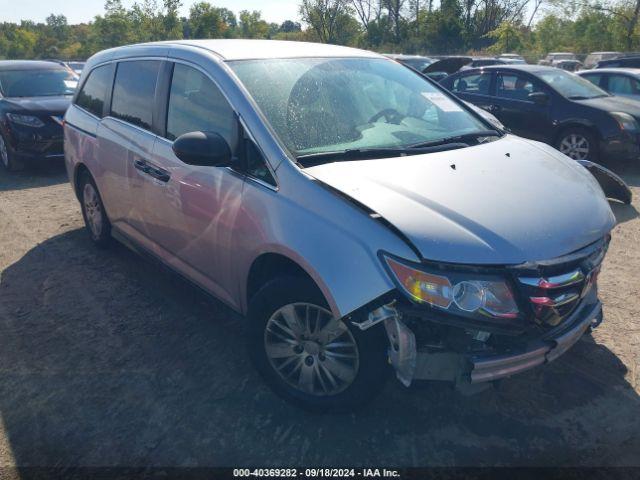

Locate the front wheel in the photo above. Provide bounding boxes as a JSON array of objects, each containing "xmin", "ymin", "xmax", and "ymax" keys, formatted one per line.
[
  {"xmin": 0, "ymin": 131, "xmax": 22, "ymax": 172},
  {"xmin": 556, "ymin": 128, "xmax": 598, "ymax": 162},
  {"xmin": 248, "ymin": 276, "xmax": 390, "ymax": 411}
]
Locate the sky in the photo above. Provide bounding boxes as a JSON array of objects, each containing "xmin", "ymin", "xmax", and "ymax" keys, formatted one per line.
[{"xmin": 0, "ymin": 0, "xmax": 302, "ymax": 25}]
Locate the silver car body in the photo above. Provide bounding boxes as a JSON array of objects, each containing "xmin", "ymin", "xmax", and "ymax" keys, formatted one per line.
[{"xmin": 64, "ymin": 40, "xmax": 615, "ymax": 388}]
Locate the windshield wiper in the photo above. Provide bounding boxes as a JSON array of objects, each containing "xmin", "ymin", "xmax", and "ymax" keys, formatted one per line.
[
  {"xmin": 296, "ymin": 143, "xmax": 470, "ymax": 167},
  {"xmin": 407, "ymin": 130, "xmax": 501, "ymax": 149},
  {"xmin": 568, "ymin": 94, "xmax": 607, "ymax": 100}
]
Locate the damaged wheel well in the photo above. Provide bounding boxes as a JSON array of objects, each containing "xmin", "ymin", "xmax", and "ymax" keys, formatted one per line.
[{"xmin": 246, "ymin": 253, "xmax": 318, "ymax": 305}]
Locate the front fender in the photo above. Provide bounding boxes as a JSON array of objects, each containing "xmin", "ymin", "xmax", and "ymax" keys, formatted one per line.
[{"xmin": 235, "ymin": 167, "xmax": 418, "ymax": 319}]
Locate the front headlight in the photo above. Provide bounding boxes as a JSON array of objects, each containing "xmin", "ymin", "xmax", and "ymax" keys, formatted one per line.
[
  {"xmin": 382, "ymin": 254, "xmax": 519, "ymax": 320},
  {"xmin": 611, "ymin": 111, "xmax": 639, "ymax": 132},
  {"xmin": 6, "ymin": 113, "xmax": 45, "ymax": 128}
]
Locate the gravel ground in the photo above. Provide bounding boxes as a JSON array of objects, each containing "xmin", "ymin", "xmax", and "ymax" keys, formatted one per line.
[{"xmin": 0, "ymin": 161, "xmax": 638, "ymax": 469}]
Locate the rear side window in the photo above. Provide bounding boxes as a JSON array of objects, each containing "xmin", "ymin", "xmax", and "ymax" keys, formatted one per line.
[
  {"xmin": 75, "ymin": 64, "xmax": 112, "ymax": 117},
  {"xmin": 166, "ymin": 63, "xmax": 235, "ymax": 143},
  {"xmin": 608, "ymin": 75, "xmax": 640, "ymax": 95},
  {"xmin": 451, "ymin": 72, "xmax": 492, "ymax": 95},
  {"xmin": 111, "ymin": 61, "xmax": 161, "ymax": 130}
]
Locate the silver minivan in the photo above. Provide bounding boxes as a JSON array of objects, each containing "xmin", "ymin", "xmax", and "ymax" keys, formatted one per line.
[{"xmin": 65, "ymin": 40, "xmax": 617, "ymax": 410}]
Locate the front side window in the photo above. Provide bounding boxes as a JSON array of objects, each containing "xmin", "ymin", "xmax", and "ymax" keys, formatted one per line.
[
  {"xmin": 75, "ymin": 64, "xmax": 112, "ymax": 117},
  {"xmin": 166, "ymin": 63, "xmax": 235, "ymax": 144},
  {"xmin": 229, "ymin": 58, "xmax": 490, "ymax": 159},
  {"xmin": 111, "ymin": 60, "xmax": 161, "ymax": 130},
  {"xmin": 496, "ymin": 73, "xmax": 541, "ymax": 101},
  {"xmin": 538, "ymin": 69, "xmax": 608, "ymax": 100},
  {"xmin": 0, "ymin": 68, "xmax": 77, "ymax": 97},
  {"xmin": 581, "ymin": 73, "xmax": 603, "ymax": 89},
  {"xmin": 451, "ymin": 72, "xmax": 492, "ymax": 95},
  {"xmin": 608, "ymin": 75, "xmax": 640, "ymax": 95}
]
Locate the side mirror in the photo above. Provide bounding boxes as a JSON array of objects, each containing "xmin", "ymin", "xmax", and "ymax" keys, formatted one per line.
[
  {"xmin": 528, "ymin": 91, "xmax": 550, "ymax": 105},
  {"xmin": 172, "ymin": 131, "xmax": 232, "ymax": 167}
]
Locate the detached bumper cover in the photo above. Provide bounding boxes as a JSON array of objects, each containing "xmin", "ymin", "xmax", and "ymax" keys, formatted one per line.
[{"xmin": 469, "ymin": 301, "xmax": 601, "ymax": 383}]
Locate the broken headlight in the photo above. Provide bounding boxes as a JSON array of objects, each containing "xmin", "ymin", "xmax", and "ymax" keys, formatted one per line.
[{"xmin": 381, "ymin": 253, "xmax": 519, "ymax": 320}]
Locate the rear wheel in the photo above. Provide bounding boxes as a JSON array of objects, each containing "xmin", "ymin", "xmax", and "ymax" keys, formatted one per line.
[
  {"xmin": 79, "ymin": 172, "xmax": 112, "ymax": 247},
  {"xmin": 556, "ymin": 127, "xmax": 598, "ymax": 162},
  {"xmin": 248, "ymin": 276, "xmax": 390, "ymax": 411},
  {"xmin": 0, "ymin": 131, "xmax": 22, "ymax": 172}
]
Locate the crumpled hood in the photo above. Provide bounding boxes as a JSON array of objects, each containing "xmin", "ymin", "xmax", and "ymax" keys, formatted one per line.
[
  {"xmin": 2, "ymin": 95, "xmax": 71, "ymax": 116},
  {"xmin": 306, "ymin": 136, "xmax": 615, "ymax": 265}
]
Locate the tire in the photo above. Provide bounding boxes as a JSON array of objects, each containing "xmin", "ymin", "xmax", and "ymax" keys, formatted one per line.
[
  {"xmin": 555, "ymin": 127, "xmax": 599, "ymax": 162},
  {"xmin": 0, "ymin": 131, "xmax": 23, "ymax": 172},
  {"xmin": 248, "ymin": 275, "xmax": 390, "ymax": 411},
  {"xmin": 79, "ymin": 171, "xmax": 112, "ymax": 247}
]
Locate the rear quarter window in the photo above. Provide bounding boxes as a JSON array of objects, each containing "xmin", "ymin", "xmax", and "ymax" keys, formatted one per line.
[
  {"xmin": 75, "ymin": 64, "xmax": 113, "ymax": 117},
  {"xmin": 111, "ymin": 60, "xmax": 161, "ymax": 130}
]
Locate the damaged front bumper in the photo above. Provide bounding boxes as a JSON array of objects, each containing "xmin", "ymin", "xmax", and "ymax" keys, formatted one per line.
[{"xmin": 360, "ymin": 298, "xmax": 602, "ymax": 389}]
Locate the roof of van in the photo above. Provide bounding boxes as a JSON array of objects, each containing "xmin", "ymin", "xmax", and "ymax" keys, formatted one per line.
[
  {"xmin": 135, "ymin": 39, "xmax": 382, "ymax": 61},
  {"xmin": 0, "ymin": 60, "xmax": 69, "ymax": 71}
]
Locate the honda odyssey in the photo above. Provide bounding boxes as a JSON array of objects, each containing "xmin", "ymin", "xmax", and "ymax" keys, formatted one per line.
[{"xmin": 65, "ymin": 40, "xmax": 617, "ymax": 410}]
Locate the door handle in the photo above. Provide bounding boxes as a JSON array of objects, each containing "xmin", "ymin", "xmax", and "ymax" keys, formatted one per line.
[{"xmin": 134, "ymin": 159, "xmax": 170, "ymax": 183}]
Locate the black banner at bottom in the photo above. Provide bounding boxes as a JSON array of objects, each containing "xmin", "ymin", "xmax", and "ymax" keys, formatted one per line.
[{"xmin": 1, "ymin": 467, "xmax": 639, "ymax": 480}]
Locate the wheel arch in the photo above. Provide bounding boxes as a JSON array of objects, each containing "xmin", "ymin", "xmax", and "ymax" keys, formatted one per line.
[
  {"xmin": 553, "ymin": 120, "xmax": 602, "ymax": 145},
  {"xmin": 245, "ymin": 252, "xmax": 334, "ymax": 315},
  {"xmin": 73, "ymin": 163, "xmax": 91, "ymax": 201}
]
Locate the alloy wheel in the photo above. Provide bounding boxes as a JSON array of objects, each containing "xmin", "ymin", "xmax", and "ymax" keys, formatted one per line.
[
  {"xmin": 83, "ymin": 183, "xmax": 103, "ymax": 238},
  {"xmin": 264, "ymin": 303, "xmax": 359, "ymax": 396},
  {"xmin": 559, "ymin": 133, "xmax": 590, "ymax": 160}
]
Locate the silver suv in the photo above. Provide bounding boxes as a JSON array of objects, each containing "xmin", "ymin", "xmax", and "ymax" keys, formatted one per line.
[{"xmin": 64, "ymin": 40, "xmax": 615, "ymax": 410}]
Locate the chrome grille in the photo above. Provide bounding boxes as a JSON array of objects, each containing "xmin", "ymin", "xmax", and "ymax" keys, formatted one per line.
[{"xmin": 514, "ymin": 238, "xmax": 608, "ymax": 327}]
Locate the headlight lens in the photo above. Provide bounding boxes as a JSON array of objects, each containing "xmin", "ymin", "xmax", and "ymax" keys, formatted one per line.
[
  {"xmin": 383, "ymin": 255, "xmax": 519, "ymax": 319},
  {"xmin": 611, "ymin": 111, "xmax": 639, "ymax": 132},
  {"xmin": 6, "ymin": 113, "xmax": 45, "ymax": 128}
]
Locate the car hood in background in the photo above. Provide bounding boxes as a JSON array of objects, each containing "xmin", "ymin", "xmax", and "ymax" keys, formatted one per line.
[
  {"xmin": 1, "ymin": 95, "xmax": 72, "ymax": 116},
  {"xmin": 306, "ymin": 136, "xmax": 615, "ymax": 265},
  {"xmin": 422, "ymin": 57, "xmax": 472, "ymax": 75},
  {"xmin": 577, "ymin": 94, "xmax": 640, "ymax": 116}
]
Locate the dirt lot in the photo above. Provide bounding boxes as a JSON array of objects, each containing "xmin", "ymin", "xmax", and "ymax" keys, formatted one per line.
[{"xmin": 0, "ymin": 161, "xmax": 639, "ymax": 469}]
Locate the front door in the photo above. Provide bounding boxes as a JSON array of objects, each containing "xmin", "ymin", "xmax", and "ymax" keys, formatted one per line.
[
  {"xmin": 143, "ymin": 62, "xmax": 246, "ymax": 308},
  {"xmin": 491, "ymin": 71, "xmax": 552, "ymax": 142}
]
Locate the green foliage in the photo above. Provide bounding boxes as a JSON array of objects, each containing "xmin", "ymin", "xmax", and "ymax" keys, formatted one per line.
[
  {"xmin": 486, "ymin": 22, "xmax": 526, "ymax": 54},
  {"xmin": 2, "ymin": 0, "xmax": 640, "ymax": 61}
]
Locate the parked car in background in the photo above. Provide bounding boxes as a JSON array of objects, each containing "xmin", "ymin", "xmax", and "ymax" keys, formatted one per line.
[
  {"xmin": 66, "ymin": 61, "xmax": 86, "ymax": 75},
  {"xmin": 384, "ymin": 54, "xmax": 434, "ymax": 73},
  {"xmin": 0, "ymin": 60, "xmax": 78, "ymax": 171},
  {"xmin": 65, "ymin": 40, "xmax": 618, "ymax": 410},
  {"xmin": 499, "ymin": 53, "xmax": 526, "ymax": 64},
  {"xmin": 442, "ymin": 64, "xmax": 640, "ymax": 162},
  {"xmin": 596, "ymin": 55, "xmax": 640, "ymax": 69},
  {"xmin": 578, "ymin": 68, "xmax": 640, "ymax": 101},
  {"xmin": 386, "ymin": 54, "xmax": 472, "ymax": 81},
  {"xmin": 555, "ymin": 59, "xmax": 583, "ymax": 72},
  {"xmin": 460, "ymin": 57, "xmax": 506, "ymax": 71},
  {"xmin": 539, "ymin": 52, "xmax": 577, "ymax": 66},
  {"xmin": 584, "ymin": 52, "xmax": 621, "ymax": 69}
]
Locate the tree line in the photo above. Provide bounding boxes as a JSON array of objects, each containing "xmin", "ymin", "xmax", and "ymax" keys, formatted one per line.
[{"xmin": 1, "ymin": 0, "xmax": 640, "ymax": 61}]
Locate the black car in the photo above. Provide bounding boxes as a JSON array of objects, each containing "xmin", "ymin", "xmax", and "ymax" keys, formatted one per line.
[
  {"xmin": 0, "ymin": 60, "xmax": 78, "ymax": 171},
  {"xmin": 596, "ymin": 55, "xmax": 640, "ymax": 69},
  {"xmin": 441, "ymin": 64, "xmax": 640, "ymax": 162}
]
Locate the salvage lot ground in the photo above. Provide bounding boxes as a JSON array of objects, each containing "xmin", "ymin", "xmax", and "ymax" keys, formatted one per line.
[{"xmin": 0, "ymin": 161, "xmax": 639, "ymax": 469}]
